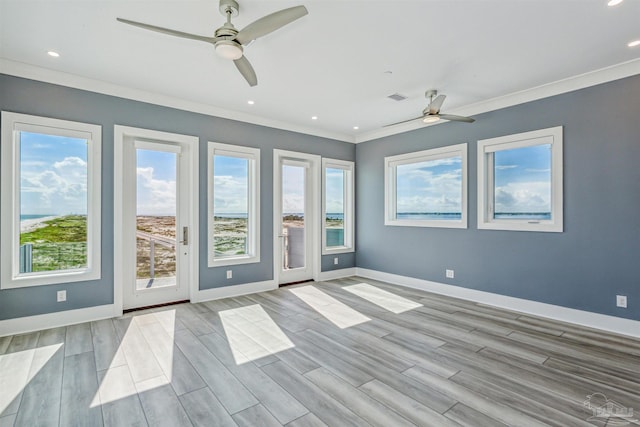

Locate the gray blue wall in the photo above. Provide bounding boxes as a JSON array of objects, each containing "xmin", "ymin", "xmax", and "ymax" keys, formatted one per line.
[
  {"xmin": 0, "ymin": 74, "xmax": 355, "ymax": 320},
  {"xmin": 355, "ymin": 74, "xmax": 640, "ymax": 321}
]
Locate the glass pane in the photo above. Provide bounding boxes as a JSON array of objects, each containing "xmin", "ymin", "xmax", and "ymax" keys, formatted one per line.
[
  {"xmin": 19, "ymin": 131, "xmax": 88, "ymax": 273},
  {"xmin": 213, "ymin": 155, "xmax": 249, "ymax": 258},
  {"xmin": 325, "ymin": 168, "xmax": 345, "ymax": 247},
  {"xmin": 493, "ymin": 144, "xmax": 551, "ymax": 220},
  {"xmin": 136, "ymin": 148, "xmax": 177, "ymax": 290},
  {"xmin": 395, "ymin": 156, "xmax": 462, "ymax": 220},
  {"xmin": 282, "ymin": 165, "xmax": 305, "ymax": 270}
]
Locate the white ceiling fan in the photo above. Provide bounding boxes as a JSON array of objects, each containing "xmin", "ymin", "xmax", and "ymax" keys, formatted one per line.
[
  {"xmin": 117, "ymin": 0, "xmax": 308, "ymax": 87},
  {"xmin": 386, "ymin": 90, "xmax": 475, "ymax": 127}
]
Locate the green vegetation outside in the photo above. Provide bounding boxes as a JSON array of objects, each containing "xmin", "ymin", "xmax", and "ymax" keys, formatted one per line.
[{"xmin": 20, "ymin": 215, "xmax": 87, "ymax": 272}]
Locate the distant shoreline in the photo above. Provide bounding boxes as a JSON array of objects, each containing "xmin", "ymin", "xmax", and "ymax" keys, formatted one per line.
[{"xmin": 20, "ymin": 215, "xmax": 61, "ymax": 233}]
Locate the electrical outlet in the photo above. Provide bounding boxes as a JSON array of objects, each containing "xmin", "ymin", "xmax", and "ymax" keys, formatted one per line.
[
  {"xmin": 334, "ymin": 257, "xmax": 339, "ymax": 265},
  {"xmin": 57, "ymin": 290, "xmax": 67, "ymax": 302},
  {"xmin": 226, "ymin": 270, "xmax": 232, "ymax": 279},
  {"xmin": 616, "ymin": 295, "xmax": 627, "ymax": 308},
  {"xmin": 445, "ymin": 269, "xmax": 455, "ymax": 279}
]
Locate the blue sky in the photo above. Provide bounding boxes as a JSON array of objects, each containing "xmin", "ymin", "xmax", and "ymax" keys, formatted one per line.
[
  {"xmin": 213, "ymin": 155, "xmax": 249, "ymax": 214},
  {"xmin": 282, "ymin": 165, "xmax": 305, "ymax": 214},
  {"xmin": 494, "ymin": 144, "xmax": 551, "ymax": 213},
  {"xmin": 136, "ymin": 149, "xmax": 177, "ymax": 216},
  {"xmin": 20, "ymin": 132, "xmax": 88, "ymax": 216},
  {"xmin": 396, "ymin": 157, "xmax": 463, "ymax": 213},
  {"xmin": 325, "ymin": 168, "xmax": 344, "ymax": 214}
]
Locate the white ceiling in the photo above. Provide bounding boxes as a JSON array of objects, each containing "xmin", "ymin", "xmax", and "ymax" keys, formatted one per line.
[{"xmin": 1, "ymin": 0, "xmax": 639, "ymax": 142}]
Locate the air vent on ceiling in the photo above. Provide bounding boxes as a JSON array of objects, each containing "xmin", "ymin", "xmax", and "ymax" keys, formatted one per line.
[{"xmin": 387, "ymin": 93, "xmax": 408, "ymax": 101}]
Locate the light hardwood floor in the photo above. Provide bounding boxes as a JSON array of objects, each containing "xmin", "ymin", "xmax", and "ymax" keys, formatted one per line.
[{"xmin": 1, "ymin": 276, "xmax": 639, "ymax": 427}]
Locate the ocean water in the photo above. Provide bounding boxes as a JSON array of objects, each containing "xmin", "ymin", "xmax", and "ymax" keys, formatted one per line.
[
  {"xmin": 494, "ymin": 212, "xmax": 551, "ymax": 220},
  {"xmin": 397, "ymin": 213, "xmax": 462, "ymax": 220},
  {"xmin": 20, "ymin": 214, "xmax": 54, "ymax": 221},
  {"xmin": 214, "ymin": 213, "xmax": 248, "ymax": 218}
]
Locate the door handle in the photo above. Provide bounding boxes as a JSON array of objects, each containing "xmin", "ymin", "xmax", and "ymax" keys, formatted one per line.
[{"xmin": 179, "ymin": 226, "xmax": 189, "ymax": 245}]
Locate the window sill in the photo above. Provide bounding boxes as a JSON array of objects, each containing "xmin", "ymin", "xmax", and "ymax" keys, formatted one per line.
[
  {"xmin": 208, "ymin": 255, "xmax": 261, "ymax": 268},
  {"xmin": 0, "ymin": 267, "xmax": 101, "ymax": 289},
  {"xmin": 385, "ymin": 219, "xmax": 468, "ymax": 229},
  {"xmin": 322, "ymin": 246, "xmax": 355, "ymax": 256},
  {"xmin": 478, "ymin": 220, "xmax": 562, "ymax": 233}
]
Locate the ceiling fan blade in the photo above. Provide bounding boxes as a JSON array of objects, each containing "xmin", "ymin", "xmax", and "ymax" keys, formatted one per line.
[
  {"xmin": 117, "ymin": 18, "xmax": 216, "ymax": 44},
  {"xmin": 438, "ymin": 113, "xmax": 475, "ymax": 123},
  {"xmin": 383, "ymin": 116, "xmax": 424, "ymax": 127},
  {"xmin": 428, "ymin": 94, "xmax": 446, "ymax": 114},
  {"xmin": 235, "ymin": 6, "xmax": 308, "ymax": 45},
  {"xmin": 234, "ymin": 55, "xmax": 258, "ymax": 87}
]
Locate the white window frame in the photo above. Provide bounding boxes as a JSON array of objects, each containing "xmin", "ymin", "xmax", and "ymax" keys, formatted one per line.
[
  {"xmin": 208, "ymin": 142, "xmax": 260, "ymax": 267},
  {"xmin": 385, "ymin": 143, "xmax": 468, "ymax": 228},
  {"xmin": 1, "ymin": 111, "xmax": 102, "ymax": 288},
  {"xmin": 477, "ymin": 126, "xmax": 563, "ymax": 233},
  {"xmin": 322, "ymin": 158, "xmax": 355, "ymax": 255}
]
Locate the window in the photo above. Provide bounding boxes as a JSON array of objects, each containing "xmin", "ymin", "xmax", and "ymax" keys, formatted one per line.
[
  {"xmin": 208, "ymin": 142, "xmax": 260, "ymax": 266},
  {"xmin": 385, "ymin": 143, "xmax": 468, "ymax": 228},
  {"xmin": 477, "ymin": 126, "xmax": 563, "ymax": 232},
  {"xmin": 322, "ymin": 159, "xmax": 354, "ymax": 254},
  {"xmin": 1, "ymin": 112, "xmax": 102, "ymax": 288}
]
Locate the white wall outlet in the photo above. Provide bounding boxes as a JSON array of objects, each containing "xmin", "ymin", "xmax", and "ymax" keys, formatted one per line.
[
  {"xmin": 446, "ymin": 269, "xmax": 455, "ymax": 279},
  {"xmin": 334, "ymin": 257, "xmax": 339, "ymax": 265},
  {"xmin": 616, "ymin": 295, "xmax": 627, "ymax": 308},
  {"xmin": 57, "ymin": 290, "xmax": 67, "ymax": 302},
  {"xmin": 226, "ymin": 270, "xmax": 232, "ymax": 279}
]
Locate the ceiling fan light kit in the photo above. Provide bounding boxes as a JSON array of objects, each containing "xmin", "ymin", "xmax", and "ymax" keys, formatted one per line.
[
  {"xmin": 215, "ymin": 40, "xmax": 243, "ymax": 60},
  {"xmin": 117, "ymin": 0, "xmax": 308, "ymax": 87},
  {"xmin": 386, "ymin": 89, "xmax": 476, "ymax": 128}
]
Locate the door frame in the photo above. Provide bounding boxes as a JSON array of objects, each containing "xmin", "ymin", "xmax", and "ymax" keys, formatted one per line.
[
  {"xmin": 273, "ymin": 149, "xmax": 321, "ymax": 285},
  {"xmin": 113, "ymin": 125, "xmax": 199, "ymax": 314}
]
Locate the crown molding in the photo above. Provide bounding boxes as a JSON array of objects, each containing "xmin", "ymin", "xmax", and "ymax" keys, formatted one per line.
[
  {"xmin": 3, "ymin": 57, "xmax": 639, "ymax": 146},
  {"xmin": 354, "ymin": 58, "xmax": 640, "ymax": 144},
  {"xmin": 0, "ymin": 58, "xmax": 354, "ymax": 143}
]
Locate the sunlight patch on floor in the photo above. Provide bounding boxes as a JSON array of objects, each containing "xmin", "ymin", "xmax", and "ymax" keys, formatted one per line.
[
  {"xmin": 289, "ymin": 285, "xmax": 370, "ymax": 329},
  {"xmin": 91, "ymin": 310, "xmax": 174, "ymax": 407},
  {"xmin": 0, "ymin": 343, "xmax": 62, "ymax": 415},
  {"xmin": 219, "ymin": 305, "xmax": 294, "ymax": 364},
  {"xmin": 344, "ymin": 283, "xmax": 423, "ymax": 314},
  {"xmin": 220, "ymin": 304, "xmax": 294, "ymax": 365}
]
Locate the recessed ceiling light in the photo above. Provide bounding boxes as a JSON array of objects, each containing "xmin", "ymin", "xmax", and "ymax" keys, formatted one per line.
[
  {"xmin": 47, "ymin": 51, "xmax": 60, "ymax": 57},
  {"xmin": 628, "ymin": 40, "xmax": 640, "ymax": 47},
  {"xmin": 311, "ymin": 116, "xmax": 318, "ymax": 120},
  {"xmin": 247, "ymin": 100, "xmax": 255, "ymax": 105},
  {"xmin": 353, "ymin": 126, "xmax": 359, "ymax": 130},
  {"xmin": 607, "ymin": 0, "xmax": 623, "ymax": 6}
]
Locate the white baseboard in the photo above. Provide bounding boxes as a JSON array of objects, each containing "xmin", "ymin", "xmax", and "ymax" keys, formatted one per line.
[
  {"xmin": 355, "ymin": 268, "xmax": 640, "ymax": 339},
  {"xmin": 318, "ymin": 267, "xmax": 357, "ymax": 282},
  {"xmin": 192, "ymin": 279, "xmax": 277, "ymax": 303},
  {"xmin": 0, "ymin": 304, "xmax": 118, "ymax": 337}
]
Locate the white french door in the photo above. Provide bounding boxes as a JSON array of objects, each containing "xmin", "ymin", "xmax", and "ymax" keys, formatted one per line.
[
  {"xmin": 273, "ymin": 150, "xmax": 320, "ymax": 285},
  {"xmin": 115, "ymin": 126, "xmax": 198, "ymax": 310}
]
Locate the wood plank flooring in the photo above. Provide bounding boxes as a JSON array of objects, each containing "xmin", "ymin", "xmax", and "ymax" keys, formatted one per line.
[{"xmin": 1, "ymin": 276, "xmax": 639, "ymax": 426}]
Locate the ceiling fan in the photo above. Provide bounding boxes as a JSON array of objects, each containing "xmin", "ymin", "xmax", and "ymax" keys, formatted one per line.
[
  {"xmin": 117, "ymin": 0, "xmax": 308, "ymax": 87},
  {"xmin": 386, "ymin": 90, "xmax": 475, "ymax": 127}
]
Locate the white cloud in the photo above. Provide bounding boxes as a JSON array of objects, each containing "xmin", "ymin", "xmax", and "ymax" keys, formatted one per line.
[
  {"xmin": 496, "ymin": 165, "xmax": 518, "ymax": 170},
  {"xmin": 137, "ymin": 166, "xmax": 176, "ymax": 215},
  {"xmin": 396, "ymin": 166, "xmax": 462, "ymax": 213},
  {"xmin": 20, "ymin": 156, "xmax": 88, "ymax": 214},
  {"xmin": 525, "ymin": 168, "xmax": 550, "ymax": 173},
  {"xmin": 494, "ymin": 181, "xmax": 550, "ymax": 213},
  {"xmin": 213, "ymin": 175, "xmax": 248, "ymax": 214}
]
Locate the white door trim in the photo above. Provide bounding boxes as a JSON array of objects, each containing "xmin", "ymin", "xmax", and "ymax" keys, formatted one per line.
[
  {"xmin": 273, "ymin": 149, "xmax": 321, "ymax": 285},
  {"xmin": 114, "ymin": 125, "xmax": 199, "ymax": 314}
]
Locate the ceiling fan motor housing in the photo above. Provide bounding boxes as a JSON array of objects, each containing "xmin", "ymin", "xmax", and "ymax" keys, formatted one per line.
[{"xmin": 219, "ymin": 0, "xmax": 239, "ymax": 17}]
